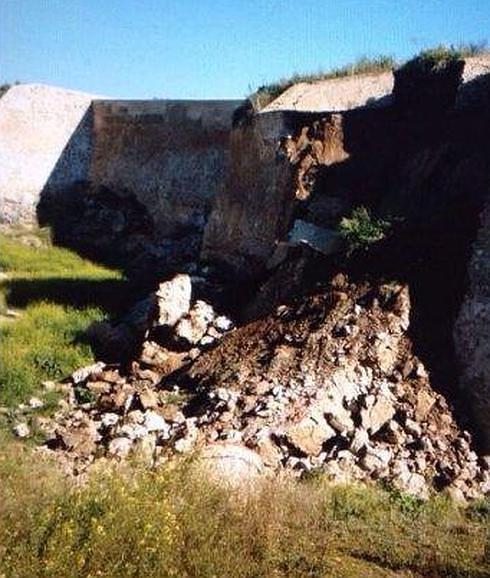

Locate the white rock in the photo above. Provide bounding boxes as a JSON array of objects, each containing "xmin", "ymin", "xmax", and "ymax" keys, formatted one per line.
[
  {"xmin": 107, "ymin": 437, "xmax": 132, "ymax": 457},
  {"xmin": 197, "ymin": 444, "xmax": 265, "ymax": 485},
  {"xmin": 12, "ymin": 422, "xmax": 30, "ymax": 438},
  {"xmin": 361, "ymin": 394, "xmax": 395, "ymax": 435},
  {"xmin": 361, "ymin": 446, "xmax": 392, "ymax": 473},
  {"xmin": 405, "ymin": 419, "xmax": 422, "ymax": 437},
  {"xmin": 118, "ymin": 423, "xmax": 148, "ymax": 439},
  {"xmin": 143, "ymin": 411, "xmax": 169, "ymax": 434},
  {"xmin": 28, "ymin": 396, "xmax": 44, "ymax": 409},
  {"xmin": 214, "ymin": 315, "xmax": 233, "ymax": 332},
  {"xmin": 350, "ymin": 428, "xmax": 369, "ymax": 453},
  {"xmin": 155, "ymin": 274, "xmax": 192, "ymax": 327},
  {"xmin": 175, "ymin": 300, "xmax": 215, "ymax": 345},
  {"xmin": 100, "ymin": 413, "xmax": 119, "ymax": 428}
]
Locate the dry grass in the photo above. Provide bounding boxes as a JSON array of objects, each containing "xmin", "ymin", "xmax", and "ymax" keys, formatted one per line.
[
  {"xmin": 0, "ymin": 439, "xmax": 488, "ymax": 578},
  {"xmin": 250, "ymin": 55, "xmax": 395, "ymax": 111}
]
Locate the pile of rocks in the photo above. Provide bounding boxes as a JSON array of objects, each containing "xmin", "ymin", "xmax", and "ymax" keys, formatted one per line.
[{"xmin": 33, "ymin": 273, "xmax": 488, "ymax": 500}]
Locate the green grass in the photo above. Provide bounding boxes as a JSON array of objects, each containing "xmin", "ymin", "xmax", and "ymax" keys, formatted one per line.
[
  {"xmin": 0, "ymin": 229, "xmax": 128, "ymax": 409},
  {"xmin": 248, "ymin": 41, "xmax": 489, "ymax": 111},
  {"xmin": 0, "ymin": 231, "xmax": 120, "ymax": 279},
  {"xmin": 250, "ymin": 55, "xmax": 395, "ymax": 110},
  {"xmin": 0, "ymin": 444, "xmax": 488, "ymax": 578}
]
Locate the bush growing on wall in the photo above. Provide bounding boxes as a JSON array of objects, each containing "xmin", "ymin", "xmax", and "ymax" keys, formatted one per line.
[{"xmin": 338, "ymin": 206, "xmax": 390, "ymax": 254}]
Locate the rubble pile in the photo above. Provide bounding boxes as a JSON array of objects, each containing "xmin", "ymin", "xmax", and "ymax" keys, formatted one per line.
[{"xmin": 34, "ymin": 273, "xmax": 489, "ymax": 500}]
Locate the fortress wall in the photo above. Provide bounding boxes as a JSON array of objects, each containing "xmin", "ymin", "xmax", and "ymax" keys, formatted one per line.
[
  {"xmin": 0, "ymin": 84, "xmax": 95, "ymax": 223},
  {"xmin": 89, "ymin": 99, "xmax": 241, "ymax": 236}
]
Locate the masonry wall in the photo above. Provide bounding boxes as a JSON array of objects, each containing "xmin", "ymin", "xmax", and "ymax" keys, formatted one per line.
[
  {"xmin": 90, "ymin": 99, "xmax": 240, "ymax": 237},
  {"xmin": 36, "ymin": 96, "xmax": 240, "ymax": 275},
  {"xmin": 0, "ymin": 84, "xmax": 95, "ymax": 223}
]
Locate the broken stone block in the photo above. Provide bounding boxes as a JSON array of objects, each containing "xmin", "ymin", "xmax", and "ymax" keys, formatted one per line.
[
  {"xmin": 58, "ymin": 420, "xmax": 98, "ymax": 457},
  {"xmin": 361, "ymin": 394, "xmax": 396, "ymax": 435},
  {"xmin": 138, "ymin": 388, "xmax": 159, "ymax": 410},
  {"xmin": 143, "ymin": 411, "xmax": 170, "ymax": 436},
  {"xmin": 197, "ymin": 444, "xmax": 265, "ymax": 485},
  {"xmin": 100, "ymin": 413, "xmax": 119, "ymax": 428},
  {"xmin": 108, "ymin": 437, "xmax": 132, "ymax": 458},
  {"xmin": 415, "ymin": 389, "xmax": 436, "ymax": 421},
  {"xmin": 214, "ymin": 315, "xmax": 233, "ymax": 332},
  {"xmin": 286, "ymin": 416, "xmax": 336, "ymax": 456},
  {"xmin": 155, "ymin": 274, "xmax": 192, "ymax": 327},
  {"xmin": 174, "ymin": 300, "xmax": 215, "ymax": 345},
  {"xmin": 360, "ymin": 446, "xmax": 392, "ymax": 474},
  {"xmin": 71, "ymin": 362, "xmax": 105, "ymax": 385}
]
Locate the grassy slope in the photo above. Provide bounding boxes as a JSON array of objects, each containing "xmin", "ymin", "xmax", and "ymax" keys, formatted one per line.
[{"xmin": 0, "ymin": 231, "xmax": 125, "ymax": 408}]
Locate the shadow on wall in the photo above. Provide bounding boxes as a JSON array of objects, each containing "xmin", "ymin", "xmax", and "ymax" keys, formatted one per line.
[
  {"xmin": 36, "ymin": 99, "xmax": 241, "ymax": 280},
  {"xmin": 36, "ymin": 105, "xmax": 159, "ymax": 274},
  {"xmin": 229, "ymin": 71, "xmax": 490, "ymax": 445},
  {"xmin": 35, "ymin": 109, "xmax": 177, "ymax": 280}
]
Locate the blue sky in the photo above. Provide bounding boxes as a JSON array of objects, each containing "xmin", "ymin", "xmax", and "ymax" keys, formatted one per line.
[{"xmin": 1, "ymin": 0, "xmax": 489, "ymax": 99}]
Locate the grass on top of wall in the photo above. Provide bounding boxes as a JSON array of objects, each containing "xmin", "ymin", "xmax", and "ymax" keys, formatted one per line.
[
  {"xmin": 0, "ymin": 440, "xmax": 489, "ymax": 578},
  {"xmin": 0, "ymin": 228, "xmax": 128, "ymax": 410},
  {"xmin": 249, "ymin": 41, "xmax": 489, "ymax": 111},
  {"xmin": 250, "ymin": 55, "xmax": 395, "ymax": 111}
]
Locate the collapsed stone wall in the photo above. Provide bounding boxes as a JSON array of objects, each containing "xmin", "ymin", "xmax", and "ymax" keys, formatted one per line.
[{"xmin": 200, "ymin": 56, "xmax": 490, "ymax": 458}]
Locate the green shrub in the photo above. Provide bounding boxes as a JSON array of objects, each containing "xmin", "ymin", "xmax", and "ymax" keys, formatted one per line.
[{"xmin": 338, "ymin": 206, "xmax": 390, "ymax": 254}]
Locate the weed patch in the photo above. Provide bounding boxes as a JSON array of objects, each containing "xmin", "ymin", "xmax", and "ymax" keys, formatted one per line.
[{"xmin": 0, "ymin": 451, "xmax": 488, "ymax": 577}]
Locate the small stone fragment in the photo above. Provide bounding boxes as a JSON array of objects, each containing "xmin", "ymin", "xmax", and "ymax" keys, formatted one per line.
[{"xmin": 12, "ymin": 422, "xmax": 30, "ymax": 438}]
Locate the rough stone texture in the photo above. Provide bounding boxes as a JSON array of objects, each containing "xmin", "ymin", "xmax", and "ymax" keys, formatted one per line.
[
  {"xmin": 201, "ymin": 111, "xmax": 296, "ymax": 276},
  {"xmin": 0, "ymin": 84, "xmax": 97, "ymax": 223},
  {"xmin": 39, "ymin": 275, "xmax": 488, "ymax": 499},
  {"xmin": 37, "ymin": 98, "xmax": 240, "ymax": 276},
  {"xmin": 89, "ymin": 99, "xmax": 240, "ymax": 238},
  {"xmin": 262, "ymin": 71, "xmax": 394, "ymax": 113},
  {"xmin": 155, "ymin": 274, "xmax": 192, "ymax": 327},
  {"xmin": 455, "ymin": 200, "xmax": 490, "ymax": 452},
  {"xmin": 196, "ymin": 444, "xmax": 265, "ymax": 484},
  {"xmin": 202, "ymin": 55, "xmax": 490, "ymax": 279}
]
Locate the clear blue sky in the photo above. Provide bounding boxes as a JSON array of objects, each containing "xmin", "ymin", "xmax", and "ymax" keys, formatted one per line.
[{"xmin": 1, "ymin": 0, "xmax": 489, "ymax": 99}]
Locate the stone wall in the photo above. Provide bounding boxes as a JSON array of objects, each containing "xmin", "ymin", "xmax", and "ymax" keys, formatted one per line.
[
  {"xmin": 201, "ymin": 55, "xmax": 490, "ymax": 279},
  {"xmin": 35, "ymin": 95, "xmax": 240, "ymax": 274},
  {"xmin": 0, "ymin": 84, "xmax": 95, "ymax": 223},
  {"xmin": 455, "ymin": 201, "xmax": 490, "ymax": 451},
  {"xmin": 90, "ymin": 99, "xmax": 239, "ymax": 238}
]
